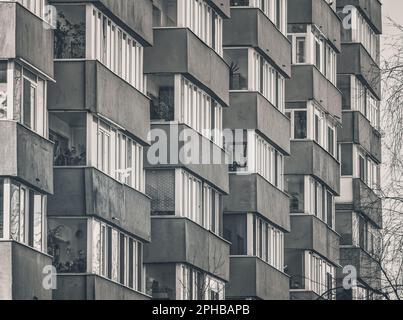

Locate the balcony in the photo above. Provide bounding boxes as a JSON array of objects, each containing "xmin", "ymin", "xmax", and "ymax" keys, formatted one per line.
[
  {"xmin": 339, "ymin": 111, "xmax": 382, "ymax": 163},
  {"xmin": 285, "ymin": 140, "xmax": 341, "ymax": 195},
  {"xmin": 0, "ymin": 121, "xmax": 53, "ymax": 194},
  {"xmin": 285, "ymin": 215, "xmax": 340, "ymax": 264},
  {"xmin": 0, "ymin": 2, "xmax": 54, "ymax": 77},
  {"xmin": 224, "ymin": 92, "xmax": 291, "ymax": 155},
  {"xmin": 339, "ymin": 246, "xmax": 381, "ymax": 290},
  {"xmin": 0, "ymin": 241, "xmax": 52, "ymax": 300},
  {"xmin": 223, "ymin": 174, "xmax": 290, "ymax": 232},
  {"xmin": 288, "ymin": 0, "xmax": 341, "ymax": 52},
  {"xmin": 48, "ymin": 60, "xmax": 150, "ymax": 144},
  {"xmin": 338, "ymin": 43, "xmax": 381, "ymax": 99},
  {"xmin": 50, "ymin": 0, "xmax": 153, "ymax": 45},
  {"xmin": 336, "ymin": 0, "xmax": 382, "ymax": 34},
  {"xmin": 223, "ymin": 7, "xmax": 291, "ymax": 77},
  {"xmin": 226, "ymin": 256, "xmax": 289, "ymax": 300},
  {"xmin": 353, "ymin": 178, "xmax": 382, "ymax": 228},
  {"xmin": 145, "ymin": 123, "xmax": 230, "ymax": 194},
  {"xmin": 286, "ymin": 65, "xmax": 342, "ymax": 121},
  {"xmin": 144, "ymin": 217, "xmax": 230, "ymax": 282},
  {"xmin": 144, "ymin": 28, "xmax": 229, "ymax": 107},
  {"xmin": 52, "ymin": 274, "xmax": 150, "ymax": 300},
  {"xmin": 48, "ymin": 167, "xmax": 151, "ymax": 241}
]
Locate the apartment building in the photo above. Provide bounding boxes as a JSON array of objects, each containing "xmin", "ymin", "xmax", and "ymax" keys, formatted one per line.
[
  {"xmin": 46, "ymin": 0, "xmax": 153, "ymax": 299},
  {"xmin": 335, "ymin": 0, "xmax": 383, "ymax": 300},
  {"xmin": 221, "ymin": 0, "xmax": 291, "ymax": 300},
  {"xmin": 0, "ymin": 0, "xmax": 54, "ymax": 300},
  {"xmin": 142, "ymin": 0, "xmax": 231, "ymax": 300},
  {"xmin": 284, "ymin": 0, "xmax": 342, "ymax": 300}
]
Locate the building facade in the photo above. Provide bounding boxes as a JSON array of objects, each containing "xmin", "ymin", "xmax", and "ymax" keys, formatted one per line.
[
  {"xmin": 0, "ymin": 0, "xmax": 384, "ymax": 301},
  {"xmin": 284, "ymin": 0, "xmax": 342, "ymax": 300},
  {"xmin": 0, "ymin": 0, "xmax": 54, "ymax": 300},
  {"xmin": 335, "ymin": 0, "xmax": 383, "ymax": 300},
  {"xmin": 46, "ymin": 0, "xmax": 153, "ymax": 299},
  {"xmin": 143, "ymin": 0, "xmax": 231, "ymax": 300},
  {"xmin": 221, "ymin": 0, "xmax": 291, "ymax": 300}
]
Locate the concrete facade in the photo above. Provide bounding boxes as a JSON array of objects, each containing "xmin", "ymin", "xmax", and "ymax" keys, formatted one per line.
[{"xmin": 335, "ymin": 0, "xmax": 383, "ymax": 300}]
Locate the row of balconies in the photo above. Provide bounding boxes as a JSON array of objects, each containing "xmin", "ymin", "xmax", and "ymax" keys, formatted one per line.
[{"xmin": 0, "ymin": 0, "xmax": 383, "ymax": 300}]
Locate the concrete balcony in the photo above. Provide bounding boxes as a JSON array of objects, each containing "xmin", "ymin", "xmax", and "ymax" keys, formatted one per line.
[
  {"xmin": 338, "ymin": 43, "xmax": 381, "ymax": 99},
  {"xmin": 224, "ymin": 92, "xmax": 291, "ymax": 155},
  {"xmin": 223, "ymin": 174, "xmax": 290, "ymax": 232},
  {"xmin": 144, "ymin": 217, "xmax": 230, "ymax": 282},
  {"xmin": 285, "ymin": 140, "xmax": 341, "ymax": 195},
  {"xmin": 223, "ymin": 7, "xmax": 291, "ymax": 77},
  {"xmin": 48, "ymin": 60, "xmax": 150, "ymax": 144},
  {"xmin": 226, "ymin": 256, "xmax": 290, "ymax": 300},
  {"xmin": 0, "ymin": 121, "xmax": 53, "ymax": 194},
  {"xmin": 285, "ymin": 215, "xmax": 340, "ymax": 264},
  {"xmin": 49, "ymin": 0, "xmax": 153, "ymax": 45},
  {"xmin": 336, "ymin": 178, "xmax": 382, "ymax": 228},
  {"xmin": 53, "ymin": 274, "xmax": 150, "ymax": 300},
  {"xmin": 286, "ymin": 65, "xmax": 342, "ymax": 121},
  {"xmin": 339, "ymin": 246, "xmax": 381, "ymax": 290},
  {"xmin": 0, "ymin": 2, "xmax": 54, "ymax": 77},
  {"xmin": 0, "ymin": 241, "xmax": 52, "ymax": 300},
  {"xmin": 339, "ymin": 111, "xmax": 382, "ymax": 163},
  {"xmin": 48, "ymin": 167, "xmax": 151, "ymax": 241},
  {"xmin": 288, "ymin": 0, "xmax": 341, "ymax": 52},
  {"xmin": 145, "ymin": 123, "xmax": 229, "ymax": 194},
  {"xmin": 144, "ymin": 28, "xmax": 229, "ymax": 107},
  {"xmin": 337, "ymin": 0, "xmax": 382, "ymax": 34}
]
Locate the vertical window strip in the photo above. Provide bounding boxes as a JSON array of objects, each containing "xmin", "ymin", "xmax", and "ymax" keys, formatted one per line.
[{"xmin": 90, "ymin": 7, "xmax": 145, "ymax": 94}]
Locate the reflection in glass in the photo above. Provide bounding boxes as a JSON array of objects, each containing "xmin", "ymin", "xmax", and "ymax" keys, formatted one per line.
[
  {"xmin": 49, "ymin": 112, "xmax": 87, "ymax": 166},
  {"xmin": 54, "ymin": 5, "xmax": 86, "ymax": 59},
  {"xmin": 147, "ymin": 74, "xmax": 175, "ymax": 122},
  {"xmin": 225, "ymin": 49, "xmax": 249, "ymax": 90},
  {"xmin": 48, "ymin": 218, "xmax": 87, "ymax": 273},
  {"xmin": 0, "ymin": 62, "xmax": 7, "ymax": 119}
]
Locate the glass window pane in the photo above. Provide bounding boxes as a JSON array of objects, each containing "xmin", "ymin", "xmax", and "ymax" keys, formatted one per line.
[
  {"xmin": 48, "ymin": 218, "xmax": 88, "ymax": 273},
  {"xmin": 0, "ymin": 62, "xmax": 7, "ymax": 119},
  {"xmin": 54, "ymin": 5, "xmax": 86, "ymax": 59},
  {"xmin": 294, "ymin": 111, "xmax": 307, "ymax": 139},
  {"xmin": 225, "ymin": 49, "xmax": 249, "ymax": 90}
]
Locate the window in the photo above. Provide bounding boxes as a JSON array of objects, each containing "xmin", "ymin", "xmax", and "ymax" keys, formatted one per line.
[
  {"xmin": 0, "ymin": 179, "xmax": 46, "ymax": 252},
  {"xmin": 91, "ymin": 219, "xmax": 143, "ymax": 291},
  {"xmin": 225, "ymin": 48, "xmax": 286, "ymax": 113},
  {"xmin": 305, "ymin": 251, "xmax": 336, "ymax": 299},
  {"xmin": 351, "ymin": 76, "xmax": 380, "ymax": 130},
  {"xmin": 49, "ymin": 112, "xmax": 87, "ymax": 166},
  {"xmin": 91, "ymin": 116, "xmax": 145, "ymax": 192},
  {"xmin": 178, "ymin": 264, "xmax": 225, "ymax": 300},
  {"xmin": 0, "ymin": 61, "xmax": 7, "ymax": 119},
  {"xmin": 176, "ymin": 169, "xmax": 221, "ymax": 235},
  {"xmin": 89, "ymin": 7, "xmax": 146, "ymax": 93},
  {"xmin": 12, "ymin": 0, "xmax": 46, "ymax": 18},
  {"xmin": 296, "ymin": 37, "xmax": 306, "ymax": 63},
  {"xmin": 147, "ymin": 74, "xmax": 224, "ymax": 147},
  {"xmin": 54, "ymin": 5, "xmax": 86, "ymax": 59},
  {"xmin": 304, "ymin": 176, "xmax": 335, "ymax": 228},
  {"xmin": 287, "ymin": 110, "xmax": 307, "ymax": 139},
  {"xmin": 348, "ymin": 7, "xmax": 379, "ymax": 61},
  {"xmin": 289, "ymin": 24, "xmax": 337, "ymax": 85},
  {"xmin": 251, "ymin": 214, "xmax": 284, "ymax": 271},
  {"xmin": 48, "ymin": 218, "xmax": 87, "ymax": 273},
  {"xmin": 177, "ymin": 0, "xmax": 223, "ymax": 56},
  {"xmin": 0, "ymin": 63, "xmax": 48, "ymax": 137},
  {"xmin": 254, "ymin": 133, "xmax": 284, "ymax": 190},
  {"xmin": 356, "ymin": 147, "xmax": 379, "ymax": 190}
]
